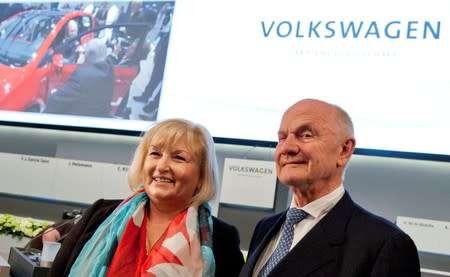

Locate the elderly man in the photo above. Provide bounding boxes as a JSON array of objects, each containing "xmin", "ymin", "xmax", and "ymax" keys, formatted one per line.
[
  {"xmin": 240, "ymin": 98, "xmax": 421, "ymax": 277},
  {"xmin": 59, "ymin": 19, "xmax": 81, "ymax": 63},
  {"xmin": 65, "ymin": 19, "xmax": 78, "ymax": 40},
  {"xmin": 44, "ymin": 38, "xmax": 114, "ymax": 117}
]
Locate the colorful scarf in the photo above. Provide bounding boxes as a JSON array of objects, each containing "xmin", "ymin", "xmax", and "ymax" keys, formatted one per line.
[{"xmin": 68, "ymin": 191, "xmax": 215, "ymax": 277}]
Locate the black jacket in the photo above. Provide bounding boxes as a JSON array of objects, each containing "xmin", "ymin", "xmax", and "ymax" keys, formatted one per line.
[{"xmin": 240, "ymin": 192, "xmax": 420, "ymax": 277}]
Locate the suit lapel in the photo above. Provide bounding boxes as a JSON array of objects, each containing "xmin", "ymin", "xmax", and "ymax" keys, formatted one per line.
[
  {"xmin": 269, "ymin": 192, "xmax": 355, "ymax": 277},
  {"xmin": 241, "ymin": 212, "xmax": 287, "ymax": 276}
]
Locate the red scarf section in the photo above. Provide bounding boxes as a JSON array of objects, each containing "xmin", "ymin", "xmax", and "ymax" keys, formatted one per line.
[{"xmin": 106, "ymin": 208, "xmax": 189, "ymax": 277}]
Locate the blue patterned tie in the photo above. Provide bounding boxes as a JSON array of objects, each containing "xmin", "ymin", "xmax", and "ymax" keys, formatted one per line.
[{"xmin": 258, "ymin": 208, "xmax": 308, "ymax": 277}]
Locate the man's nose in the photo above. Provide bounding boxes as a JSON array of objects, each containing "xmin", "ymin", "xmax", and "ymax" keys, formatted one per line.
[{"xmin": 278, "ymin": 135, "xmax": 300, "ymax": 156}]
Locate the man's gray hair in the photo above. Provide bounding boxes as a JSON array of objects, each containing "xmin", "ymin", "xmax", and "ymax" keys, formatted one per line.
[{"xmin": 84, "ymin": 38, "xmax": 107, "ymax": 64}]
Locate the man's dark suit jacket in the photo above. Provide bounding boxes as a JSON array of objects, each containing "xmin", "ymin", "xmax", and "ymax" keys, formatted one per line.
[
  {"xmin": 44, "ymin": 61, "xmax": 114, "ymax": 117},
  {"xmin": 50, "ymin": 199, "xmax": 244, "ymax": 277},
  {"xmin": 240, "ymin": 192, "xmax": 421, "ymax": 277}
]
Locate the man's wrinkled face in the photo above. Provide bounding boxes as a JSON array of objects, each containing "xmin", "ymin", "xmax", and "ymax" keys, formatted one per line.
[{"xmin": 275, "ymin": 100, "xmax": 343, "ymax": 189}]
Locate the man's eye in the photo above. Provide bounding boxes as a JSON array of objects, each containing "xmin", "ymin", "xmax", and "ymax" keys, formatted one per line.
[{"xmin": 300, "ymin": 132, "xmax": 313, "ymax": 139}]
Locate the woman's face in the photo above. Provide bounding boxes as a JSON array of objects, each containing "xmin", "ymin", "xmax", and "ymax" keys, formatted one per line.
[{"xmin": 143, "ymin": 139, "xmax": 201, "ymax": 210}]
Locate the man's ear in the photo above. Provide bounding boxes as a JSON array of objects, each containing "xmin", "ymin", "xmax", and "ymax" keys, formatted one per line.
[{"xmin": 337, "ymin": 138, "xmax": 356, "ymax": 167}]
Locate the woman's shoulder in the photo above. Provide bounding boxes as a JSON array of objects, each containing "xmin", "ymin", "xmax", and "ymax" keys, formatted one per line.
[
  {"xmin": 211, "ymin": 216, "xmax": 240, "ymax": 236},
  {"xmin": 86, "ymin": 198, "xmax": 121, "ymax": 212},
  {"xmin": 211, "ymin": 216, "xmax": 233, "ymax": 227},
  {"xmin": 80, "ymin": 199, "xmax": 122, "ymax": 222},
  {"xmin": 90, "ymin": 198, "xmax": 122, "ymax": 207},
  {"xmin": 210, "ymin": 216, "xmax": 245, "ymax": 277}
]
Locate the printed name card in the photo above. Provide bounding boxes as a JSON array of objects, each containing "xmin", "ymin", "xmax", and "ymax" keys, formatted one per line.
[
  {"xmin": 219, "ymin": 158, "xmax": 277, "ymax": 208},
  {"xmin": 397, "ymin": 216, "xmax": 450, "ymax": 255},
  {"xmin": 0, "ymin": 152, "xmax": 131, "ymax": 203}
]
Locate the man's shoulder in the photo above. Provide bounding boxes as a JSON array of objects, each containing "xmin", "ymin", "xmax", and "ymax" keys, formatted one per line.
[
  {"xmin": 259, "ymin": 211, "xmax": 285, "ymax": 225},
  {"xmin": 345, "ymin": 198, "xmax": 411, "ymax": 242},
  {"xmin": 249, "ymin": 211, "xmax": 285, "ymax": 237},
  {"xmin": 76, "ymin": 62, "xmax": 113, "ymax": 79}
]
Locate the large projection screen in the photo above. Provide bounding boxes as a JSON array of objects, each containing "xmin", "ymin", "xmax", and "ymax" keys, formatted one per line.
[{"xmin": 0, "ymin": 0, "xmax": 449, "ymax": 157}]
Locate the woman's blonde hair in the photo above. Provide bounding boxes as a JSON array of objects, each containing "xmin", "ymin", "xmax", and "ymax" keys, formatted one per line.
[{"xmin": 128, "ymin": 118, "xmax": 218, "ymax": 207}]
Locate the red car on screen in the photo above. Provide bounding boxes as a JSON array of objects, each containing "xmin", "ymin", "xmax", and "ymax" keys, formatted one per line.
[{"xmin": 0, "ymin": 8, "xmax": 147, "ymax": 115}]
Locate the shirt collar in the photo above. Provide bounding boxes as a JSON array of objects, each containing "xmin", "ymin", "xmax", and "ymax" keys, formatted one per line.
[{"xmin": 290, "ymin": 184, "xmax": 345, "ymax": 219}]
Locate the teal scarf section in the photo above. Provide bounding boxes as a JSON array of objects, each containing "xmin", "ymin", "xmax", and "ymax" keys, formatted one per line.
[
  {"xmin": 199, "ymin": 202, "xmax": 215, "ymax": 277},
  {"xmin": 68, "ymin": 191, "xmax": 215, "ymax": 276}
]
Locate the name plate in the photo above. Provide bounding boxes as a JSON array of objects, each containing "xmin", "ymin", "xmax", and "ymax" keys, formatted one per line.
[
  {"xmin": 397, "ymin": 216, "xmax": 450, "ymax": 255},
  {"xmin": 220, "ymin": 158, "xmax": 277, "ymax": 208}
]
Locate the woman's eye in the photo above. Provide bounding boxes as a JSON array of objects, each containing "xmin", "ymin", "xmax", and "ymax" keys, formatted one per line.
[
  {"xmin": 174, "ymin": 155, "xmax": 186, "ymax": 161},
  {"xmin": 149, "ymin": 151, "xmax": 160, "ymax": 156}
]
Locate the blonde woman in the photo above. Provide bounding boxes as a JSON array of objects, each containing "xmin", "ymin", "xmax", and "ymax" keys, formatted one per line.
[{"xmin": 50, "ymin": 118, "xmax": 245, "ymax": 277}]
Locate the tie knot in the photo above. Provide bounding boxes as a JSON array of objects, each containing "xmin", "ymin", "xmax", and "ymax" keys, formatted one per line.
[{"xmin": 286, "ymin": 208, "xmax": 308, "ymax": 225}]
